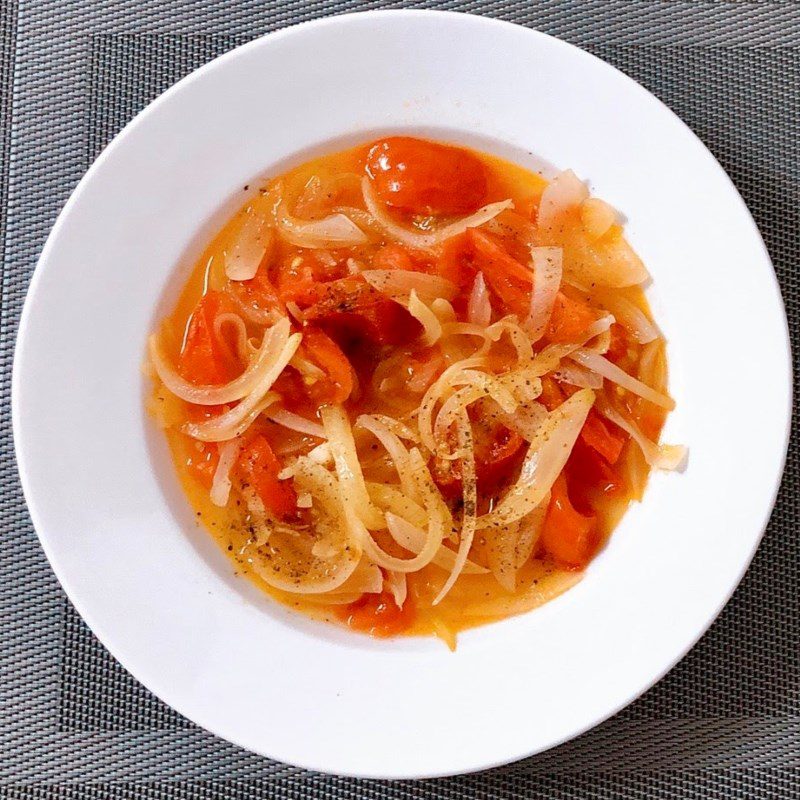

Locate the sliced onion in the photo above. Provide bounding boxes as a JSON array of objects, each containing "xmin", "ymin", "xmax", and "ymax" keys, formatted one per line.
[
  {"xmin": 209, "ymin": 439, "xmax": 243, "ymax": 507},
  {"xmin": 183, "ymin": 331, "xmax": 301, "ymax": 441},
  {"xmin": 524, "ymin": 246, "xmax": 562, "ymax": 342},
  {"xmin": 225, "ymin": 209, "xmax": 274, "ymax": 281},
  {"xmin": 478, "ymin": 389, "xmax": 594, "ymax": 529},
  {"xmin": 594, "ymin": 290, "xmax": 660, "ymax": 344},
  {"xmin": 384, "ymin": 570, "xmax": 408, "ymax": 609},
  {"xmin": 321, "ymin": 405, "xmax": 384, "ymax": 529},
  {"xmin": 580, "ymin": 197, "xmax": 617, "ymax": 239},
  {"xmin": 367, "ymin": 483, "xmax": 427, "ymax": 529},
  {"xmin": 513, "ymin": 501, "xmax": 548, "ymax": 570},
  {"xmin": 276, "ymin": 190, "xmax": 368, "ymax": 249},
  {"xmin": 361, "ymin": 269, "xmax": 457, "ymax": 304},
  {"xmin": 467, "ymin": 272, "xmax": 492, "ymax": 326},
  {"xmin": 597, "ymin": 397, "xmax": 686, "ymax": 470},
  {"xmin": 569, "ymin": 348, "xmax": 675, "ymax": 410},
  {"xmin": 433, "ymin": 410, "xmax": 477, "ymax": 605},
  {"xmin": 407, "ymin": 290, "xmax": 442, "ymax": 346},
  {"xmin": 150, "ymin": 316, "xmax": 292, "ymax": 406},
  {"xmin": 486, "ymin": 317, "xmax": 534, "ymax": 363},
  {"xmin": 357, "ymin": 414, "xmax": 419, "ymax": 502},
  {"xmin": 385, "ymin": 512, "xmax": 487, "ymax": 576},
  {"xmin": 499, "ymin": 400, "xmax": 548, "ymax": 443},
  {"xmin": 551, "ymin": 362, "xmax": 603, "ymax": 390},
  {"xmin": 213, "ymin": 312, "xmax": 249, "ymax": 363},
  {"xmin": 267, "ymin": 409, "xmax": 326, "ymax": 439},
  {"xmin": 363, "ymin": 176, "xmax": 514, "ymax": 250},
  {"xmin": 431, "ymin": 298, "xmax": 456, "ymax": 322},
  {"xmin": 537, "ymin": 169, "xmax": 588, "ymax": 229}
]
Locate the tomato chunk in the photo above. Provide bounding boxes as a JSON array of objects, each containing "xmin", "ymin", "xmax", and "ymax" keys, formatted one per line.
[
  {"xmin": 467, "ymin": 229, "xmax": 533, "ymax": 317},
  {"xmin": 178, "ymin": 292, "xmax": 241, "ymax": 385},
  {"xmin": 335, "ymin": 591, "xmax": 416, "ymax": 637},
  {"xmin": 301, "ymin": 326, "xmax": 354, "ymax": 405},
  {"xmin": 541, "ymin": 473, "xmax": 597, "ymax": 569},
  {"xmin": 185, "ymin": 441, "xmax": 218, "ymax": 490},
  {"xmin": 227, "ymin": 269, "xmax": 285, "ymax": 321},
  {"xmin": 371, "ymin": 242, "xmax": 433, "ymax": 273},
  {"xmin": 366, "ymin": 137, "xmax": 487, "ymax": 216},
  {"xmin": 580, "ymin": 410, "xmax": 626, "ymax": 465},
  {"xmin": 237, "ymin": 435, "xmax": 297, "ymax": 520}
]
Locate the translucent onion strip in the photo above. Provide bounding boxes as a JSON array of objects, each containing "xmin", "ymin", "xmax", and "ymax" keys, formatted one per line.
[
  {"xmin": 467, "ymin": 272, "xmax": 492, "ymax": 326},
  {"xmin": 150, "ymin": 316, "xmax": 292, "ymax": 406},
  {"xmin": 478, "ymin": 389, "xmax": 595, "ymax": 529},
  {"xmin": 537, "ymin": 169, "xmax": 589, "ymax": 229},
  {"xmin": 433, "ymin": 410, "xmax": 477, "ymax": 605},
  {"xmin": 594, "ymin": 290, "xmax": 660, "ymax": 344},
  {"xmin": 276, "ymin": 192, "xmax": 368, "ymax": 249},
  {"xmin": 213, "ymin": 312, "xmax": 250, "ymax": 363},
  {"xmin": 597, "ymin": 398, "xmax": 686, "ymax": 470},
  {"xmin": 384, "ymin": 570, "xmax": 407, "ymax": 609},
  {"xmin": 321, "ymin": 405, "xmax": 384, "ymax": 529},
  {"xmin": 225, "ymin": 210, "xmax": 273, "ymax": 281},
  {"xmin": 209, "ymin": 438, "xmax": 243, "ymax": 507},
  {"xmin": 267, "ymin": 409, "xmax": 326, "ymax": 439},
  {"xmin": 361, "ymin": 269, "xmax": 457, "ymax": 303},
  {"xmin": 363, "ymin": 176, "xmax": 513, "ymax": 250},
  {"xmin": 525, "ymin": 246, "xmax": 562, "ymax": 342},
  {"xmin": 569, "ymin": 348, "xmax": 675, "ymax": 410},
  {"xmin": 551, "ymin": 362, "xmax": 603, "ymax": 390},
  {"xmin": 357, "ymin": 414, "xmax": 419, "ymax": 502},
  {"xmin": 407, "ymin": 290, "xmax": 443, "ymax": 345}
]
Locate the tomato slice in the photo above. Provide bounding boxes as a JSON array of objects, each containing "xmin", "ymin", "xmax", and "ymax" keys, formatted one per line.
[
  {"xmin": 227, "ymin": 269, "xmax": 285, "ymax": 321},
  {"xmin": 301, "ymin": 326, "xmax": 354, "ymax": 405},
  {"xmin": 178, "ymin": 292, "xmax": 241, "ymax": 385},
  {"xmin": 303, "ymin": 276, "xmax": 421, "ymax": 346},
  {"xmin": 467, "ymin": 229, "xmax": 533, "ymax": 317},
  {"xmin": 566, "ymin": 437, "xmax": 624, "ymax": 512},
  {"xmin": 365, "ymin": 137, "xmax": 487, "ymax": 216},
  {"xmin": 185, "ymin": 441, "xmax": 218, "ymax": 490},
  {"xmin": 371, "ymin": 242, "xmax": 433, "ymax": 273},
  {"xmin": 540, "ymin": 473, "xmax": 597, "ymax": 569},
  {"xmin": 432, "ymin": 418, "xmax": 524, "ymax": 498},
  {"xmin": 237, "ymin": 435, "xmax": 298, "ymax": 520},
  {"xmin": 580, "ymin": 410, "xmax": 626, "ymax": 465},
  {"xmin": 335, "ymin": 591, "xmax": 416, "ymax": 637},
  {"xmin": 544, "ymin": 291, "xmax": 596, "ymax": 343}
]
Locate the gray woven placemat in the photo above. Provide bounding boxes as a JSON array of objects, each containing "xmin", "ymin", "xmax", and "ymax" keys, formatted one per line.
[{"xmin": 1, "ymin": 2, "xmax": 798, "ymax": 797}]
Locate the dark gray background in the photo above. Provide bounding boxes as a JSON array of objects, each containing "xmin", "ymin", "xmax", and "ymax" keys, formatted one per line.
[{"xmin": 1, "ymin": 2, "xmax": 798, "ymax": 797}]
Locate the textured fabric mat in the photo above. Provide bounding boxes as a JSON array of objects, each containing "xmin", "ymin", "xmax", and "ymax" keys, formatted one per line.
[{"xmin": 1, "ymin": 2, "xmax": 798, "ymax": 797}]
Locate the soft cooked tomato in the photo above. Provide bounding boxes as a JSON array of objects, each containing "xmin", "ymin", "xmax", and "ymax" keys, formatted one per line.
[
  {"xmin": 303, "ymin": 276, "xmax": 421, "ymax": 346},
  {"xmin": 274, "ymin": 252, "xmax": 348, "ymax": 306},
  {"xmin": 566, "ymin": 437, "xmax": 624, "ymax": 512},
  {"xmin": 185, "ymin": 440, "xmax": 218, "ymax": 490},
  {"xmin": 432, "ymin": 416, "xmax": 525, "ymax": 498},
  {"xmin": 580, "ymin": 410, "xmax": 626, "ymax": 465},
  {"xmin": 467, "ymin": 229, "xmax": 534, "ymax": 317},
  {"xmin": 178, "ymin": 292, "xmax": 241, "ymax": 385},
  {"xmin": 544, "ymin": 291, "xmax": 596, "ymax": 343},
  {"xmin": 301, "ymin": 326, "xmax": 354, "ymax": 405},
  {"xmin": 540, "ymin": 473, "xmax": 597, "ymax": 569},
  {"xmin": 237, "ymin": 435, "xmax": 298, "ymax": 520},
  {"xmin": 335, "ymin": 591, "xmax": 416, "ymax": 637},
  {"xmin": 227, "ymin": 269, "xmax": 285, "ymax": 321},
  {"xmin": 371, "ymin": 242, "xmax": 433, "ymax": 273},
  {"xmin": 365, "ymin": 137, "xmax": 488, "ymax": 216}
]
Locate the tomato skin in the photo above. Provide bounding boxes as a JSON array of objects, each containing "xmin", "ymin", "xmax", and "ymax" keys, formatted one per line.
[
  {"xmin": 544, "ymin": 291, "xmax": 596, "ymax": 343},
  {"xmin": 237, "ymin": 435, "xmax": 298, "ymax": 520},
  {"xmin": 366, "ymin": 137, "xmax": 488, "ymax": 216},
  {"xmin": 541, "ymin": 473, "xmax": 597, "ymax": 569},
  {"xmin": 301, "ymin": 326, "xmax": 354, "ymax": 405},
  {"xmin": 335, "ymin": 591, "xmax": 416, "ymax": 637},
  {"xmin": 178, "ymin": 293, "xmax": 240, "ymax": 385}
]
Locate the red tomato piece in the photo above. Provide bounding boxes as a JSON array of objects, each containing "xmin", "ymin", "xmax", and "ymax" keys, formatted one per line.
[
  {"xmin": 335, "ymin": 591, "xmax": 417, "ymax": 637},
  {"xmin": 365, "ymin": 137, "xmax": 488, "ymax": 216},
  {"xmin": 580, "ymin": 409, "xmax": 627, "ymax": 465},
  {"xmin": 467, "ymin": 229, "xmax": 533, "ymax": 317},
  {"xmin": 301, "ymin": 326, "xmax": 354, "ymax": 405},
  {"xmin": 178, "ymin": 292, "xmax": 241, "ymax": 385},
  {"xmin": 541, "ymin": 473, "xmax": 597, "ymax": 569},
  {"xmin": 371, "ymin": 242, "xmax": 433, "ymax": 273},
  {"xmin": 227, "ymin": 269, "xmax": 286, "ymax": 321},
  {"xmin": 185, "ymin": 441, "xmax": 219, "ymax": 490},
  {"xmin": 237, "ymin": 435, "xmax": 298, "ymax": 520},
  {"xmin": 544, "ymin": 291, "xmax": 597, "ymax": 343}
]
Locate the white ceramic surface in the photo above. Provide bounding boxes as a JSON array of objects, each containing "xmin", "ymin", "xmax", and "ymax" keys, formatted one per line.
[{"xmin": 13, "ymin": 10, "xmax": 792, "ymax": 779}]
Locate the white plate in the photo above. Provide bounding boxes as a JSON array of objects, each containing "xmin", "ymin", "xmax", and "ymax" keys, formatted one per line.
[{"xmin": 13, "ymin": 10, "xmax": 792, "ymax": 779}]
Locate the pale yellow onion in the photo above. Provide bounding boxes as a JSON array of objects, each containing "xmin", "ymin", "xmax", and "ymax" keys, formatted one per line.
[
  {"xmin": 367, "ymin": 483, "xmax": 428, "ymax": 529},
  {"xmin": 183, "ymin": 330, "xmax": 300, "ymax": 441},
  {"xmin": 467, "ymin": 272, "xmax": 492, "ymax": 326},
  {"xmin": 363, "ymin": 176, "xmax": 513, "ymax": 250},
  {"xmin": 551, "ymin": 362, "xmax": 603, "ymax": 390},
  {"xmin": 321, "ymin": 405, "xmax": 384, "ymax": 529},
  {"xmin": 580, "ymin": 197, "xmax": 617, "ymax": 239},
  {"xmin": 569, "ymin": 348, "xmax": 675, "ymax": 409},
  {"xmin": 524, "ymin": 246, "xmax": 562, "ymax": 342},
  {"xmin": 597, "ymin": 397, "xmax": 686, "ymax": 470},
  {"xmin": 276, "ymin": 190, "xmax": 368, "ymax": 248},
  {"xmin": 431, "ymin": 298, "xmax": 456, "ymax": 322},
  {"xmin": 213, "ymin": 312, "xmax": 249, "ymax": 363},
  {"xmin": 225, "ymin": 209, "xmax": 274, "ymax": 280},
  {"xmin": 357, "ymin": 414, "xmax": 419, "ymax": 502},
  {"xmin": 150, "ymin": 317, "xmax": 291, "ymax": 406},
  {"xmin": 537, "ymin": 169, "xmax": 588, "ymax": 229},
  {"xmin": 361, "ymin": 269, "xmax": 457, "ymax": 303},
  {"xmin": 384, "ymin": 512, "xmax": 487, "ymax": 575},
  {"xmin": 593, "ymin": 290, "xmax": 659, "ymax": 344},
  {"xmin": 478, "ymin": 389, "xmax": 594, "ymax": 529},
  {"xmin": 384, "ymin": 570, "xmax": 408, "ymax": 608},
  {"xmin": 407, "ymin": 290, "xmax": 443, "ymax": 346},
  {"xmin": 433, "ymin": 410, "xmax": 477, "ymax": 605},
  {"xmin": 486, "ymin": 317, "xmax": 534, "ymax": 363},
  {"xmin": 267, "ymin": 409, "xmax": 326, "ymax": 439},
  {"xmin": 209, "ymin": 438, "xmax": 243, "ymax": 507}
]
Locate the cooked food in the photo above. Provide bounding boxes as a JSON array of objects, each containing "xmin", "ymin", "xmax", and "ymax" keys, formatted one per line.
[{"xmin": 147, "ymin": 136, "xmax": 683, "ymax": 646}]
